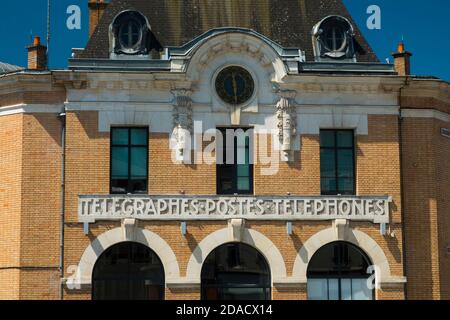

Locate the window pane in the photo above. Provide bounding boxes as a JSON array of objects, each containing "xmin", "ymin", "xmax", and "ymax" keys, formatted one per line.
[
  {"xmin": 111, "ymin": 179, "xmax": 128, "ymax": 194},
  {"xmin": 337, "ymin": 149, "xmax": 354, "ymax": 177},
  {"xmin": 237, "ymin": 177, "xmax": 250, "ymax": 191},
  {"xmin": 112, "ymin": 129, "xmax": 129, "ymax": 145},
  {"xmin": 338, "ymin": 178, "xmax": 354, "ymax": 194},
  {"xmin": 328, "ymin": 279, "xmax": 340, "ymax": 300},
  {"xmin": 337, "ymin": 131, "xmax": 353, "ymax": 147},
  {"xmin": 237, "ymin": 165, "xmax": 250, "ymax": 178},
  {"xmin": 321, "ymin": 178, "xmax": 337, "ymax": 194},
  {"xmin": 307, "ymin": 279, "xmax": 328, "ymax": 300},
  {"xmin": 131, "ymin": 128, "xmax": 148, "ymax": 146},
  {"xmin": 111, "ymin": 147, "xmax": 128, "ymax": 178},
  {"xmin": 320, "ymin": 149, "xmax": 336, "ymax": 177},
  {"xmin": 130, "ymin": 179, "xmax": 147, "ymax": 194},
  {"xmin": 320, "ymin": 131, "xmax": 335, "ymax": 147},
  {"xmin": 130, "ymin": 147, "xmax": 147, "ymax": 178},
  {"xmin": 351, "ymin": 279, "xmax": 372, "ymax": 300},
  {"xmin": 341, "ymin": 279, "xmax": 352, "ymax": 300}
]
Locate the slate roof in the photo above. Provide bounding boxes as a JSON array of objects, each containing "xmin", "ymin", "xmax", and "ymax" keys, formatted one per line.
[
  {"xmin": 0, "ymin": 61, "xmax": 24, "ymax": 74},
  {"xmin": 80, "ymin": 0, "xmax": 379, "ymax": 62}
]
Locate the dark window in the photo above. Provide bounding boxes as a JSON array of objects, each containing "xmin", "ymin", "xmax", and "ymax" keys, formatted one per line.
[
  {"xmin": 217, "ymin": 128, "xmax": 253, "ymax": 195},
  {"xmin": 320, "ymin": 130, "xmax": 355, "ymax": 195},
  {"xmin": 324, "ymin": 24, "xmax": 346, "ymax": 51},
  {"xmin": 92, "ymin": 242, "xmax": 164, "ymax": 300},
  {"xmin": 111, "ymin": 127, "xmax": 148, "ymax": 194},
  {"xmin": 307, "ymin": 241, "xmax": 373, "ymax": 300},
  {"xmin": 119, "ymin": 19, "xmax": 142, "ymax": 49},
  {"xmin": 201, "ymin": 243, "xmax": 271, "ymax": 300}
]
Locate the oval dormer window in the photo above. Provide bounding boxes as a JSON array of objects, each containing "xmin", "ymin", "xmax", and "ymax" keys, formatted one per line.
[
  {"xmin": 312, "ymin": 16, "xmax": 355, "ymax": 61},
  {"xmin": 111, "ymin": 10, "xmax": 153, "ymax": 55},
  {"xmin": 119, "ymin": 19, "xmax": 142, "ymax": 50}
]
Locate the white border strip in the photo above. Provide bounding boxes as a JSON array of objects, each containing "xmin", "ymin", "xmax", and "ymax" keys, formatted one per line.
[
  {"xmin": 0, "ymin": 103, "xmax": 63, "ymax": 117},
  {"xmin": 401, "ymin": 109, "xmax": 450, "ymax": 123}
]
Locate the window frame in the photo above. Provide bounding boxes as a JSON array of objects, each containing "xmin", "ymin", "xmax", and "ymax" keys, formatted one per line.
[
  {"xmin": 320, "ymin": 129, "xmax": 356, "ymax": 195},
  {"xmin": 307, "ymin": 241, "xmax": 374, "ymax": 301},
  {"xmin": 201, "ymin": 242, "xmax": 271, "ymax": 300},
  {"xmin": 110, "ymin": 127, "xmax": 149, "ymax": 195},
  {"xmin": 92, "ymin": 241, "xmax": 165, "ymax": 300},
  {"xmin": 216, "ymin": 127, "xmax": 254, "ymax": 195}
]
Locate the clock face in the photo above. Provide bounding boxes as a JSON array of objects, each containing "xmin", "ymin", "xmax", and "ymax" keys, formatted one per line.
[{"xmin": 215, "ymin": 66, "xmax": 255, "ymax": 105}]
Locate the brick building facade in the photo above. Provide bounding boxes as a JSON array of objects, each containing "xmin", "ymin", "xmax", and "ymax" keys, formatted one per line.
[{"xmin": 0, "ymin": 0, "xmax": 448, "ymax": 300}]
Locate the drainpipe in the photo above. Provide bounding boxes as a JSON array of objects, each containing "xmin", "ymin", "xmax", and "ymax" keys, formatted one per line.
[
  {"xmin": 397, "ymin": 76, "xmax": 410, "ymax": 299},
  {"xmin": 57, "ymin": 109, "xmax": 66, "ymax": 300}
]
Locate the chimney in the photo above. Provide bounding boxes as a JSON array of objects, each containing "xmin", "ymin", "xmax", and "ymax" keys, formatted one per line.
[
  {"xmin": 392, "ymin": 41, "xmax": 413, "ymax": 76},
  {"xmin": 27, "ymin": 36, "xmax": 47, "ymax": 70},
  {"xmin": 89, "ymin": 0, "xmax": 108, "ymax": 37}
]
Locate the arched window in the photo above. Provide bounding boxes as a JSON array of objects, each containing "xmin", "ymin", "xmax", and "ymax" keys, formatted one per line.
[
  {"xmin": 307, "ymin": 241, "xmax": 374, "ymax": 300},
  {"xmin": 92, "ymin": 242, "xmax": 165, "ymax": 300},
  {"xmin": 201, "ymin": 243, "xmax": 271, "ymax": 300}
]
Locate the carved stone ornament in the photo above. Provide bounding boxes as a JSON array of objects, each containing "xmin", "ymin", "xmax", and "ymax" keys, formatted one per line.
[
  {"xmin": 121, "ymin": 218, "xmax": 138, "ymax": 242},
  {"xmin": 276, "ymin": 89, "xmax": 297, "ymax": 162},
  {"xmin": 228, "ymin": 219, "xmax": 246, "ymax": 242},
  {"xmin": 171, "ymin": 89, "xmax": 193, "ymax": 163}
]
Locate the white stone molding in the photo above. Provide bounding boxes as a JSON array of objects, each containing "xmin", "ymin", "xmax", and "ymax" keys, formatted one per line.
[
  {"xmin": 185, "ymin": 227, "xmax": 287, "ymax": 285},
  {"xmin": 73, "ymin": 227, "xmax": 180, "ymax": 286},
  {"xmin": 292, "ymin": 227, "xmax": 406, "ymax": 287},
  {"xmin": 0, "ymin": 103, "xmax": 63, "ymax": 117},
  {"xmin": 275, "ymin": 89, "xmax": 297, "ymax": 162},
  {"xmin": 401, "ymin": 109, "xmax": 450, "ymax": 123},
  {"xmin": 184, "ymin": 32, "xmax": 288, "ymax": 83},
  {"xmin": 171, "ymin": 89, "xmax": 193, "ymax": 162}
]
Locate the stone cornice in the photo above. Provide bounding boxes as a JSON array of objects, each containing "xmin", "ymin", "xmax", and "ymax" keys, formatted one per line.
[
  {"xmin": 0, "ymin": 72, "xmax": 63, "ymax": 95},
  {"xmin": 402, "ymin": 78, "xmax": 450, "ymax": 104},
  {"xmin": 279, "ymin": 75, "xmax": 405, "ymax": 94}
]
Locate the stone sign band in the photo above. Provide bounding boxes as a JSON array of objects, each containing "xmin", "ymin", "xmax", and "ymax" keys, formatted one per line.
[{"xmin": 78, "ymin": 195, "xmax": 391, "ymax": 224}]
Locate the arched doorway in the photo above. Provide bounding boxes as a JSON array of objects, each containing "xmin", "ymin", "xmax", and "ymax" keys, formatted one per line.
[
  {"xmin": 201, "ymin": 243, "xmax": 271, "ymax": 300},
  {"xmin": 307, "ymin": 241, "xmax": 374, "ymax": 300},
  {"xmin": 92, "ymin": 242, "xmax": 165, "ymax": 300}
]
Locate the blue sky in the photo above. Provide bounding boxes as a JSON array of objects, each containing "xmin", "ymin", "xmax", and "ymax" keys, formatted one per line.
[{"xmin": 0, "ymin": 0, "xmax": 449, "ymax": 81}]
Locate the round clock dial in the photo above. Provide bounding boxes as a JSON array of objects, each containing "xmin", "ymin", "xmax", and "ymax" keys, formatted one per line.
[{"xmin": 215, "ymin": 66, "xmax": 255, "ymax": 106}]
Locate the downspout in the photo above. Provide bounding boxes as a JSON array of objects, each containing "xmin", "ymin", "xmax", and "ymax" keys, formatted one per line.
[
  {"xmin": 397, "ymin": 76, "xmax": 410, "ymax": 299},
  {"xmin": 57, "ymin": 108, "xmax": 66, "ymax": 300}
]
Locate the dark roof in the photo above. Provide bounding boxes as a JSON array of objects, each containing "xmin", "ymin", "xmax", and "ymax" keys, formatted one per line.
[{"xmin": 80, "ymin": 0, "xmax": 379, "ymax": 62}]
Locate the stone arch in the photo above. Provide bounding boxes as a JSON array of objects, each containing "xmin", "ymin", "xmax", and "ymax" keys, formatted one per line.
[
  {"xmin": 186, "ymin": 227, "xmax": 287, "ymax": 284},
  {"xmin": 75, "ymin": 227, "xmax": 180, "ymax": 285},
  {"xmin": 185, "ymin": 30, "xmax": 288, "ymax": 82},
  {"xmin": 292, "ymin": 227, "xmax": 394, "ymax": 284}
]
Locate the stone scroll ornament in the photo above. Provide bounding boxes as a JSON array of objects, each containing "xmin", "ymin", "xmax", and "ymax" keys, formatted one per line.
[
  {"xmin": 171, "ymin": 89, "xmax": 193, "ymax": 163},
  {"xmin": 276, "ymin": 90, "xmax": 297, "ymax": 162}
]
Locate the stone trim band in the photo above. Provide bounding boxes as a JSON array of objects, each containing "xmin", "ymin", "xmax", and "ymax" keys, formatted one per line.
[{"xmin": 78, "ymin": 195, "xmax": 391, "ymax": 224}]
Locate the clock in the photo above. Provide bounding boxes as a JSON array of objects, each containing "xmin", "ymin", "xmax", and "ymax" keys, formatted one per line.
[{"xmin": 215, "ymin": 66, "xmax": 255, "ymax": 106}]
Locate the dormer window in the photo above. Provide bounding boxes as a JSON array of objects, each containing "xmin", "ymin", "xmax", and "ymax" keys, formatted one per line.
[
  {"xmin": 312, "ymin": 16, "xmax": 355, "ymax": 61},
  {"xmin": 110, "ymin": 10, "xmax": 161, "ymax": 56}
]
